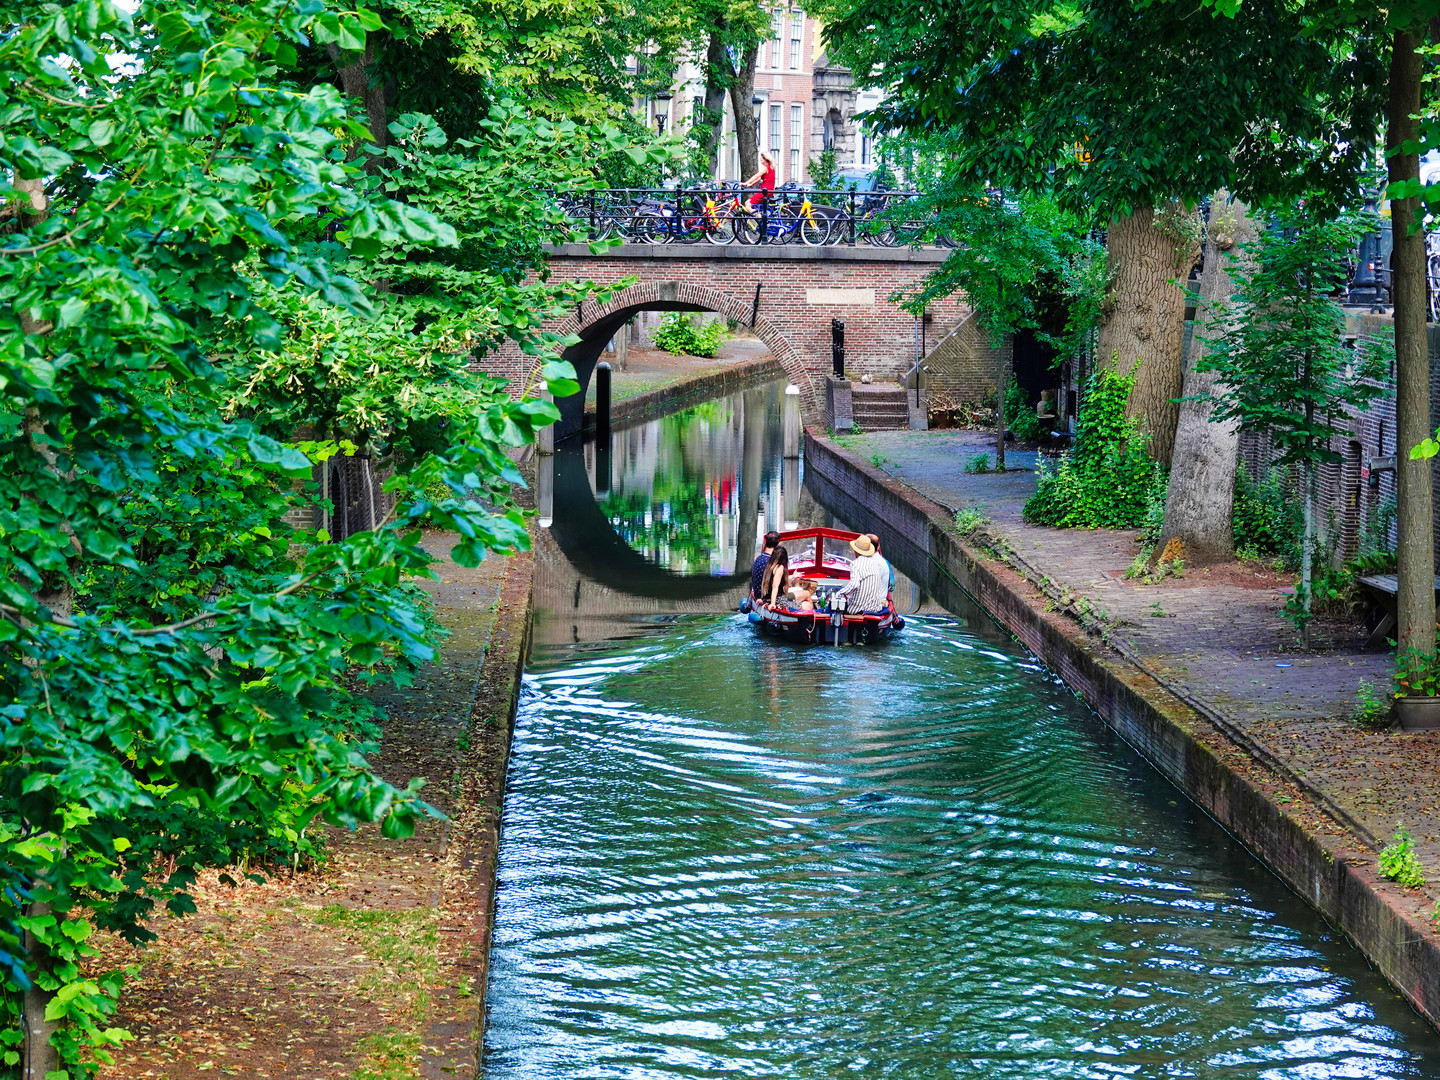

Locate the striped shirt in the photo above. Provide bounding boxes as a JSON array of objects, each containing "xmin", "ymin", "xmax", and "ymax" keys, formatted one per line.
[{"xmin": 838, "ymin": 553, "xmax": 890, "ymax": 613}]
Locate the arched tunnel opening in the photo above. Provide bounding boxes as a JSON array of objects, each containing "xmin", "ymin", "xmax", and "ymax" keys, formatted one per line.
[{"xmin": 553, "ymin": 301, "xmax": 717, "ymax": 443}]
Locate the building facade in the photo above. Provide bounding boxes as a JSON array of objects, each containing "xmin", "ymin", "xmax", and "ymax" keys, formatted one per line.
[{"xmin": 637, "ymin": 7, "xmax": 865, "ymax": 188}]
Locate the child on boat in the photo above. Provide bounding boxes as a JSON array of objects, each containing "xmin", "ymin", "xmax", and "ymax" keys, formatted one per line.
[{"xmin": 786, "ymin": 578, "xmax": 819, "ymax": 611}]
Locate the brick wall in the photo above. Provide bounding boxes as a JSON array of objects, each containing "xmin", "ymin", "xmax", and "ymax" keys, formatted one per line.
[
  {"xmin": 919, "ymin": 310, "xmax": 1013, "ymax": 403},
  {"xmin": 478, "ymin": 245, "xmax": 962, "ymax": 435},
  {"xmin": 1237, "ymin": 314, "xmax": 1440, "ymax": 569}
]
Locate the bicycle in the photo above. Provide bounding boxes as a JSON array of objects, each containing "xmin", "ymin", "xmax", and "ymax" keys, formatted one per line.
[{"xmin": 734, "ymin": 188, "xmax": 830, "ymax": 246}]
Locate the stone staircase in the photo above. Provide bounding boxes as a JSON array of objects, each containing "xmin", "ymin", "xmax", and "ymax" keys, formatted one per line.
[{"xmin": 850, "ymin": 382, "xmax": 911, "ymax": 431}]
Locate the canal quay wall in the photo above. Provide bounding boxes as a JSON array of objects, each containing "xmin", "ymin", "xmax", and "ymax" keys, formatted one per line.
[
  {"xmin": 439, "ymin": 548, "xmax": 534, "ymax": 1071},
  {"xmin": 804, "ymin": 428, "xmax": 1440, "ymax": 1032},
  {"xmin": 581, "ymin": 353, "xmax": 782, "ymax": 430}
]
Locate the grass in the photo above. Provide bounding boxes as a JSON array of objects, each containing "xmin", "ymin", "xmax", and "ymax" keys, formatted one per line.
[
  {"xmin": 953, "ymin": 507, "xmax": 990, "ymax": 535},
  {"xmin": 317, "ymin": 904, "xmax": 441, "ymax": 1078},
  {"xmin": 1378, "ymin": 827, "xmax": 1426, "ymax": 889},
  {"xmin": 346, "ymin": 1032, "xmax": 424, "ymax": 1080}
]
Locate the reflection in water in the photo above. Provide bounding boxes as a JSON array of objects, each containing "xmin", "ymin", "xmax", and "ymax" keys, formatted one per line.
[
  {"xmin": 494, "ymin": 386, "xmax": 1440, "ymax": 1078},
  {"xmin": 487, "ymin": 617, "xmax": 1440, "ymax": 1078},
  {"xmin": 582, "ymin": 382, "xmax": 787, "ymax": 576},
  {"xmin": 540, "ymin": 380, "xmax": 932, "ymax": 613}
]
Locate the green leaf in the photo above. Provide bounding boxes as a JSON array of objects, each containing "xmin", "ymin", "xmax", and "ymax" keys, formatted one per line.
[{"xmin": 87, "ymin": 119, "xmax": 115, "ymax": 147}]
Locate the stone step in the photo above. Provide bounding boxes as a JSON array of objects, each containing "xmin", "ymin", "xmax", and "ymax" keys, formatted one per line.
[{"xmin": 853, "ymin": 408, "xmax": 909, "ymax": 422}]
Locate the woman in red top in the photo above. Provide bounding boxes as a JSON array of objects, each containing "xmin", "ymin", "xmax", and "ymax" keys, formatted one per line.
[{"xmin": 744, "ymin": 152, "xmax": 776, "ymax": 209}]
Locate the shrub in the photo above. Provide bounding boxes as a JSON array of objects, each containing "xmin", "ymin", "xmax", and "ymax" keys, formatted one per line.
[
  {"xmin": 1005, "ymin": 382, "xmax": 1047, "ymax": 443},
  {"xmin": 1232, "ymin": 464, "xmax": 1302, "ymax": 568},
  {"xmin": 1024, "ymin": 364, "xmax": 1164, "ymax": 529},
  {"xmin": 1353, "ymin": 680, "xmax": 1391, "ymax": 729},
  {"xmin": 964, "ymin": 452, "xmax": 992, "ymax": 474},
  {"xmin": 1379, "ymin": 827, "xmax": 1426, "ymax": 889},
  {"xmin": 652, "ymin": 312, "xmax": 728, "ymax": 358},
  {"xmin": 1395, "ymin": 632, "xmax": 1440, "ymax": 697},
  {"xmin": 954, "ymin": 507, "xmax": 990, "ymax": 534}
]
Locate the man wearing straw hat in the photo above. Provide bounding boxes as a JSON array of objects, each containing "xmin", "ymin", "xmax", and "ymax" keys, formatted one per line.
[{"xmin": 836, "ymin": 534, "xmax": 890, "ymax": 614}]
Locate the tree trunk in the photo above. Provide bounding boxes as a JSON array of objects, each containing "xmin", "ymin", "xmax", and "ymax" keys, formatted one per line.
[
  {"xmin": 995, "ymin": 349, "xmax": 1008, "ymax": 471},
  {"xmin": 15, "ymin": 171, "xmax": 60, "ymax": 1080},
  {"xmin": 21, "ymin": 899, "xmax": 58, "ymax": 1080},
  {"xmin": 700, "ymin": 28, "xmax": 730, "ymax": 177},
  {"xmin": 728, "ymin": 42, "xmax": 760, "ymax": 182},
  {"xmin": 1157, "ymin": 193, "xmax": 1258, "ymax": 565},
  {"xmin": 1098, "ymin": 203, "xmax": 1202, "ymax": 466},
  {"xmin": 1390, "ymin": 27, "xmax": 1436, "ymax": 655},
  {"xmin": 1302, "ymin": 458, "xmax": 1316, "ymax": 650},
  {"xmin": 328, "ymin": 33, "xmax": 394, "ymax": 152}
]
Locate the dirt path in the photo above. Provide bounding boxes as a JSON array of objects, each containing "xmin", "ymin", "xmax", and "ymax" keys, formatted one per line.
[{"xmin": 94, "ymin": 535, "xmax": 532, "ymax": 1080}]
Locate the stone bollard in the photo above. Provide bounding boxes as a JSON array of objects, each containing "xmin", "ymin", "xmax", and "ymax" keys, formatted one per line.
[
  {"xmin": 537, "ymin": 451, "xmax": 554, "ymax": 528},
  {"xmin": 783, "ymin": 384, "xmax": 801, "ymax": 458},
  {"xmin": 594, "ymin": 361, "xmax": 612, "ymax": 448},
  {"xmin": 537, "ymin": 387, "xmax": 555, "ymax": 455}
]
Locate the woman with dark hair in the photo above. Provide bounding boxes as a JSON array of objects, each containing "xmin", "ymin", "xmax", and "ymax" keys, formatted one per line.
[{"xmin": 760, "ymin": 544, "xmax": 790, "ymax": 608}]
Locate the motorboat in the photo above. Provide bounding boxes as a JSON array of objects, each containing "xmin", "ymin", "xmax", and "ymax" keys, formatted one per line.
[{"xmin": 743, "ymin": 527, "xmax": 904, "ymax": 645}]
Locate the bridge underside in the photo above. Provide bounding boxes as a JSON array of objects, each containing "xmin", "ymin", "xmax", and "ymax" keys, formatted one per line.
[{"xmin": 554, "ymin": 301, "xmax": 712, "ymax": 442}]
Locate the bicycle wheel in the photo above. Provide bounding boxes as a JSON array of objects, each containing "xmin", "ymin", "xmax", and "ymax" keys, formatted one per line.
[
  {"xmin": 674, "ymin": 218, "xmax": 706, "ymax": 244},
  {"xmin": 801, "ymin": 213, "xmax": 831, "ymax": 246},
  {"xmin": 733, "ymin": 213, "xmax": 761, "ymax": 245},
  {"xmin": 704, "ymin": 218, "xmax": 735, "ymax": 245},
  {"xmin": 631, "ymin": 212, "xmax": 667, "ymax": 244}
]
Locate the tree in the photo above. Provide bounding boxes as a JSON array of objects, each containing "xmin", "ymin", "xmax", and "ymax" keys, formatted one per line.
[
  {"xmin": 1157, "ymin": 193, "xmax": 1260, "ymax": 564},
  {"xmin": 892, "ymin": 172, "xmax": 1102, "ymax": 469},
  {"xmin": 816, "ymin": 0, "xmax": 1385, "ymax": 465},
  {"xmin": 1388, "ymin": 24, "xmax": 1436, "ymax": 658},
  {"xmin": 1198, "ymin": 207, "xmax": 1390, "ymax": 643},
  {"xmin": 0, "ymin": 0, "xmax": 649, "ymax": 1072}
]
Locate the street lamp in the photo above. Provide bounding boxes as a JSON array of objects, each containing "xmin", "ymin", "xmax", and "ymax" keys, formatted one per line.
[
  {"xmin": 751, "ymin": 93, "xmax": 765, "ymax": 147},
  {"xmin": 654, "ymin": 90, "xmax": 672, "ymax": 135}
]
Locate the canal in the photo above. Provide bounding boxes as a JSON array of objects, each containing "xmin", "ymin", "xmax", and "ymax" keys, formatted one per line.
[{"xmin": 486, "ymin": 380, "xmax": 1440, "ymax": 1077}]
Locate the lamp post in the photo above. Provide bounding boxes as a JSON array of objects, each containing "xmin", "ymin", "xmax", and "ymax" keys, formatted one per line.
[
  {"xmin": 654, "ymin": 90, "xmax": 672, "ymax": 135},
  {"xmin": 751, "ymin": 93, "xmax": 764, "ymax": 148},
  {"xmin": 1349, "ymin": 189, "xmax": 1386, "ymax": 313}
]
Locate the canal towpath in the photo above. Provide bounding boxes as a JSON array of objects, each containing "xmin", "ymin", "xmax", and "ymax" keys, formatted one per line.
[
  {"xmin": 823, "ymin": 426, "xmax": 1440, "ymax": 928},
  {"xmin": 86, "ymin": 353, "xmax": 781, "ymax": 1079}
]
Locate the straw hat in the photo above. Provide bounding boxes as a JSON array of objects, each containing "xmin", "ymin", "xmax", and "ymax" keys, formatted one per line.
[{"xmin": 850, "ymin": 535, "xmax": 876, "ymax": 557}]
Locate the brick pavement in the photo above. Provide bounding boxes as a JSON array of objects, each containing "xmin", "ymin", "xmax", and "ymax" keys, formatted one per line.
[{"xmin": 839, "ymin": 427, "xmax": 1440, "ymax": 884}]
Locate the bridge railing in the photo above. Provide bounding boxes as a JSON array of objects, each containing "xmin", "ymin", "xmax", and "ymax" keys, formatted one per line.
[{"xmin": 551, "ymin": 186, "xmax": 947, "ymax": 248}]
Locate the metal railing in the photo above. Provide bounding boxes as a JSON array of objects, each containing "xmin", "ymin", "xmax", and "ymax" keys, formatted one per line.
[{"xmin": 552, "ymin": 186, "xmax": 942, "ymax": 248}]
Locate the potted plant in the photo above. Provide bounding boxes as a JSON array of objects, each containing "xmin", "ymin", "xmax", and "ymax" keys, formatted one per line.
[{"xmin": 1393, "ymin": 639, "xmax": 1440, "ymax": 730}]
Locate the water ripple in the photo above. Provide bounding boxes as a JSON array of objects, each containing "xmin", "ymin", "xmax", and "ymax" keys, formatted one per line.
[{"xmin": 486, "ymin": 615, "xmax": 1440, "ymax": 1078}]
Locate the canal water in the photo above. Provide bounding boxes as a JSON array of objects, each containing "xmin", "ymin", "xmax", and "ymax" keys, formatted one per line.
[{"xmin": 487, "ymin": 381, "xmax": 1440, "ymax": 1077}]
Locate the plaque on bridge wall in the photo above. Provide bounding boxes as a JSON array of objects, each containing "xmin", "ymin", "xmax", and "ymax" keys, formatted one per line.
[{"xmin": 806, "ymin": 288, "xmax": 875, "ymax": 306}]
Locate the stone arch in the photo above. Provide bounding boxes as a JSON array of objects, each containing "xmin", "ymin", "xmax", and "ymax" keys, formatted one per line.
[{"xmin": 539, "ymin": 280, "xmax": 819, "ymax": 440}]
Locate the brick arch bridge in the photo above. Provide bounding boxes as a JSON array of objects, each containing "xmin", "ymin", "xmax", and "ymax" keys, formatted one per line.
[{"xmin": 488, "ymin": 245, "xmax": 964, "ymax": 439}]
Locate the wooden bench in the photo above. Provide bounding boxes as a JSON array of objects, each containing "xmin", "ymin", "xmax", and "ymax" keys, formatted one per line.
[{"xmin": 1356, "ymin": 574, "xmax": 1440, "ymax": 650}]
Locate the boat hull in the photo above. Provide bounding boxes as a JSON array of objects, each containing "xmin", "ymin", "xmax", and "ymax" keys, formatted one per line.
[{"xmin": 749, "ymin": 604, "xmax": 904, "ymax": 645}]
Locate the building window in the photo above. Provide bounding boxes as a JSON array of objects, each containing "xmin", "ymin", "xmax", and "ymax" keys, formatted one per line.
[
  {"xmin": 770, "ymin": 11, "xmax": 783, "ymax": 68},
  {"xmin": 789, "ymin": 35, "xmax": 800, "ymax": 69},
  {"xmin": 790, "ymin": 148, "xmax": 800, "ymax": 183},
  {"xmin": 790, "ymin": 103, "xmax": 803, "ymax": 143},
  {"xmin": 860, "ymin": 135, "xmax": 870, "ymax": 165},
  {"xmin": 692, "ymin": 95, "xmax": 703, "ymax": 125},
  {"xmin": 768, "ymin": 104, "xmax": 782, "ymax": 156}
]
